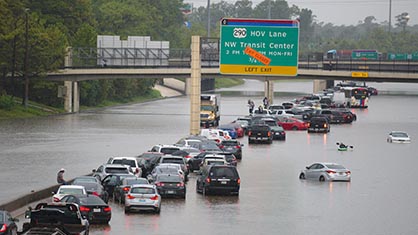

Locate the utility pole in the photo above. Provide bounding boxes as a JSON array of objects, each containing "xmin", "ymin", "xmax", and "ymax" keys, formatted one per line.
[
  {"xmin": 268, "ymin": 0, "xmax": 271, "ymax": 19},
  {"xmin": 388, "ymin": 0, "xmax": 392, "ymax": 33},
  {"xmin": 207, "ymin": 0, "xmax": 211, "ymax": 37},
  {"xmin": 23, "ymin": 8, "xmax": 29, "ymax": 108}
]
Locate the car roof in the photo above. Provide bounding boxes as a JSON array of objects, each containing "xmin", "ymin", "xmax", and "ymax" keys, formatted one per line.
[
  {"xmin": 131, "ymin": 184, "xmax": 155, "ymax": 189},
  {"xmin": 111, "ymin": 156, "xmax": 137, "ymax": 160},
  {"xmin": 59, "ymin": 185, "xmax": 85, "ymax": 189},
  {"xmin": 102, "ymin": 163, "xmax": 130, "ymax": 168}
]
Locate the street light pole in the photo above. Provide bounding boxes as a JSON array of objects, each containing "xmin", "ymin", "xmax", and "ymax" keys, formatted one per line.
[
  {"xmin": 23, "ymin": 8, "xmax": 29, "ymax": 108},
  {"xmin": 207, "ymin": 0, "xmax": 211, "ymax": 37},
  {"xmin": 388, "ymin": 0, "xmax": 392, "ymax": 33}
]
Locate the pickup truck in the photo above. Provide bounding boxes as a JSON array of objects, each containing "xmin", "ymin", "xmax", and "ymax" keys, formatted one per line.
[
  {"xmin": 20, "ymin": 203, "xmax": 90, "ymax": 235},
  {"xmin": 247, "ymin": 124, "xmax": 273, "ymax": 144},
  {"xmin": 305, "ymin": 109, "xmax": 345, "ymax": 124}
]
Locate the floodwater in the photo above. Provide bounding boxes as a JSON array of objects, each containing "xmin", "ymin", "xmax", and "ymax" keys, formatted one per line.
[{"xmin": 4, "ymin": 80, "xmax": 418, "ymax": 234}]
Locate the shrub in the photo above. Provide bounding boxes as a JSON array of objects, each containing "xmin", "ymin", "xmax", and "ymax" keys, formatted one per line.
[{"xmin": 0, "ymin": 95, "xmax": 15, "ymax": 110}]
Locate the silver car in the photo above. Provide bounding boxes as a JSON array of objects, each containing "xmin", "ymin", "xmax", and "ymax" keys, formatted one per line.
[
  {"xmin": 387, "ymin": 131, "xmax": 411, "ymax": 143},
  {"xmin": 124, "ymin": 184, "xmax": 161, "ymax": 213},
  {"xmin": 299, "ymin": 162, "xmax": 351, "ymax": 182}
]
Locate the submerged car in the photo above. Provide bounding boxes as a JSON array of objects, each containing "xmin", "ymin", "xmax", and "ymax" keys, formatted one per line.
[
  {"xmin": 299, "ymin": 162, "xmax": 351, "ymax": 182},
  {"xmin": 60, "ymin": 194, "xmax": 111, "ymax": 224},
  {"xmin": 125, "ymin": 184, "xmax": 161, "ymax": 214},
  {"xmin": 387, "ymin": 131, "xmax": 411, "ymax": 143}
]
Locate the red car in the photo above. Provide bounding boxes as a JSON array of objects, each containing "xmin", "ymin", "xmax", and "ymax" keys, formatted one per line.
[{"xmin": 277, "ymin": 117, "xmax": 308, "ymax": 130}]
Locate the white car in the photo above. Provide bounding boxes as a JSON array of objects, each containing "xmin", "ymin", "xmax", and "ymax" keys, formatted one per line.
[
  {"xmin": 125, "ymin": 184, "xmax": 161, "ymax": 214},
  {"xmin": 107, "ymin": 157, "xmax": 142, "ymax": 177},
  {"xmin": 387, "ymin": 131, "xmax": 411, "ymax": 143},
  {"xmin": 52, "ymin": 185, "xmax": 87, "ymax": 202}
]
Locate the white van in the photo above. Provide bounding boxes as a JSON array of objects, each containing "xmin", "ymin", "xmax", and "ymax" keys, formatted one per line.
[{"xmin": 200, "ymin": 129, "xmax": 230, "ymax": 143}]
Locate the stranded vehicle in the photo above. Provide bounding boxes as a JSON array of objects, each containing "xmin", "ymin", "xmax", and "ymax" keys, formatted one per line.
[{"xmin": 200, "ymin": 94, "xmax": 220, "ymax": 127}]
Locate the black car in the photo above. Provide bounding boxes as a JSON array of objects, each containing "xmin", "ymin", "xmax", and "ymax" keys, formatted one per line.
[
  {"xmin": 60, "ymin": 194, "xmax": 111, "ymax": 224},
  {"xmin": 137, "ymin": 152, "xmax": 163, "ymax": 178},
  {"xmin": 101, "ymin": 174, "xmax": 136, "ymax": 197},
  {"xmin": 72, "ymin": 181, "xmax": 109, "ymax": 203},
  {"xmin": 188, "ymin": 151, "xmax": 224, "ymax": 172},
  {"xmin": 248, "ymin": 124, "xmax": 273, "ymax": 144},
  {"xmin": 155, "ymin": 174, "xmax": 186, "ymax": 198},
  {"xmin": 113, "ymin": 177, "xmax": 149, "ymax": 203},
  {"xmin": 307, "ymin": 117, "xmax": 330, "ymax": 133},
  {"xmin": 196, "ymin": 165, "xmax": 240, "ymax": 196},
  {"xmin": 219, "ymin": 140, "xmax": 243, "ymax": 159},
  {"xmin": 0, "ymin": 210, "xmax": 18, "ymax": 235}
]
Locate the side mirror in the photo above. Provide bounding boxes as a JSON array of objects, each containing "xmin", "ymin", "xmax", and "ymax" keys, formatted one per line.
[
  {"xmin": 92, "ymin": 169, "xmax": 96, "ymax": 173},
  {"xmin": 305, "ymin": 166, "xmax": 309, "ymax": 170},
  {"xmin": 51, "ymin": 192, "xmax": 55, "ymax": 195},
  {"xmin": 25, "ymin": 210, "xmax": 31, "ymax": 219}
]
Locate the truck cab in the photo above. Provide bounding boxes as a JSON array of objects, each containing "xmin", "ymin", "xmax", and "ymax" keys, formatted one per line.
[{"xmin": 200, "ymin": 94, "xmax": 220, "ymax": 127}]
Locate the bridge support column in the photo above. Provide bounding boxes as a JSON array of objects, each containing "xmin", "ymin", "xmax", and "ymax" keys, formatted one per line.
[
  {"xmin": 64, "ymin": 81, "xmax": 72, "ymax": 113},
  {"xmin": 73, "ymin": 81, "xmax": 79, "ymax": 113},
  {"xmin": 313, "ymin": 80, "xmax": 327, "ymax": 94},
  {"xmin": 264, "ymin": 79, "xmax": 274, "ymax": 105},
  {"xmin": 190, "ymin": 36, "xmax": 201, "ymax": 135}
]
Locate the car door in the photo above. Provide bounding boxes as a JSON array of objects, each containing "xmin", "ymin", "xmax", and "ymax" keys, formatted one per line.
[
  {"xmin": 311, "ymin": 164, "xmax": 325, "ymax": 179},
  {"xmin": 305, "ymin": 164, "xmax": 319, "ymax": 179}
]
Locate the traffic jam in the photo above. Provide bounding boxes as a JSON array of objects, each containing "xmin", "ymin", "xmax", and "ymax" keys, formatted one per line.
[{"xmin": 9, "ymin": 82, "xmax": 412, "ymax": 235}]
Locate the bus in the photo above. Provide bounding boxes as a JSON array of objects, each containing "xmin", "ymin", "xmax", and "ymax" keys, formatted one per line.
[{"xmin": 338, "ymin": 87, "xmax": 369, "ymax": 108}]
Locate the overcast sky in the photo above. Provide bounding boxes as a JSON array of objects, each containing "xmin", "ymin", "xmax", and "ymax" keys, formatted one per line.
[{"xmin": 189, "ymin": 0, "xmax": 418, "ymax": 26}]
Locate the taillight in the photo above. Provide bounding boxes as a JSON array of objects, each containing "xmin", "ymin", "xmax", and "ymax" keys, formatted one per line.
[
  {"xmin": 326, "ymin": 170, "xmax": 336, "ymax": 174},
  {"xmin": 346, "ymin": 171, "xmax": 351, "ymax": 175},
  {"xmin": 185, "ymin": 155, "xmax": 192, "ymax": 159},
  {"xmin": 235, "ymin": 145, "xmax": 241, "ymax": 149},
  {"xmin": 307, "ymin": 123, "xmax": 311, "ymax": 127},
  {"xmin": 248, "ymin": 131, "xmax": 252, "ymax": 136},
  {"xmin": 0, "ymin": 224, "xmax": 7, "ymax": 233},
  {"xmin": 79, "ymin": 206, "xmax": 91, "ymax": 212},
  {"xmin": 123, "ymin": 186, "xmax": 130, "ymax": 192},
  {"xmin": 267, "ymin": 131, "xmax": 271, "ymax": 137},
  {"xmin": 53, "ymin": 197, "xmax": 60, "ymax": 202},
  {"xmin": 91, "ymin": 191, "xmax": 99, "ymax": 196},
  {"xmin": 206, "ymin": 177, "xmax": 211, "ymax": 183},
  {"xmin": 176, "ymin": 182, "xmax": 185, "ymax": 187},
  {"xmin": 135, "ymin": 168, "xmax": 140, "ymax": 173},
  {"xmin": 156, "ymin": 182, "xmax": 165, "ymax": 187},
  {"xmin": 237, "ymin": 178, "xmax": 241, "ymax": 184},
  {"xmin": 150, "ymin": 195, "xmax": 159, "ymax": 201},
  {"xmin": 103, "ymin": 206, "xmax": 111, "ymax": 212},
  {"xmin": 324, "ymin": 123, "xmax": 327, "ymax": 128},
  {"xmin": 127, "ymin": 194, "xmax": 135, "ymax": 199},
  {"xmin": 219, "ymin": 145, "xmax": 224, "ymax": 149}
]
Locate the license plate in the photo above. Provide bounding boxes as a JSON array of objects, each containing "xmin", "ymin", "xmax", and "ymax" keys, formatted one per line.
[
  {"xmin": 93, "ymin": 208, "xmax": 101, "ymax": 213},
  {"xmin": 221, "ymin": 181, "xmax": 227, "ymax": 184},
  {"xmin": 257, "ymin": 137, "xmax": 261, "ymax": 139},
  {"xmin": 339, "ymin": 172, "xmax": 343, "ymax": 175},
  {"xmin": 138, "ymin": 199, "xmax": 146, "ymax": 202},
  {"xmin": 167, "ymin": 190, "xmax": 175, "ymax": 194}
]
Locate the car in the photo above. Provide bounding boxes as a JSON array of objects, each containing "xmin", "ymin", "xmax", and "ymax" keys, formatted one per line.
[
  {"xmin": 196, "ymin": 165, "xmax": 240, "ymax": 196},
  {"xmin": 101, "ymin": 174, "xmax": 137, "ymax": 197},
  {"xmin": 171, "ymin": 148, "xmax": 201, "ymax": 164},
  {"xmin": 175, "ymin": 137, "xmax": 203, "ymax": 148},
  {"xmin": 0, "ymin": 210, "xmax": 18, "ymax": 235},
  {"xmin": 188, "ymin": 151, "xmax": 222, "ymax": 172},
  {"xmin": 217, "ymin": 152, "xmax": 238, "ymax": 166},
  {"xmin": 114, "ymin": 177, "xmax": 150, "ymax": 203},
  {"xmin": 200, "ymin": 129, "xmax": 230, "ymax": 143},
  {"xmin": 125, "ymin": 184, "xmax": 161, "ymax": 214},
  {"xmin": 148, "ymin": 164, "xmax": 185, "ymax": 183},
  {"xmin": 248, "ymin": 124, "xmax": 273, "ymax": 144},
  {"xmin": 218, "ymin": 125, "xmax": 238, "ymax": 139},
  {"xmin": 60, "ymin": 194, "xmax": 111, "ymax": 224},
  {"xmin": 107, "ymin": 157, "xmax": 142, "ymax": 177},
  {"xmin": 299, "ymin": 162, "xmax": 351, "ymax": 182},
  {"xmin": 387, "ymin": 131, "xmax": 411, "ymax": 143},
  {"xmin": 158, "ymin": 155, "xmax": 189, "ymax": 179},
  {"xmin": 72, "ymin": 176, "xmax": 101, "ymax": 185},
  {"xmin": 52, "ymin": 185, "xmax": 87, "ymax": 202},
  {"xmin": 271, "ymin": 109, "xmax": 294, "ymax": 118},
  {"xmin": 189, "ymin": 140, "xmax": 221, "ymax": 152},
  {"xmin": 21, "ymin": 203, "xmax": 89, "ymax": 235},
  {"xmin": 219, "ymin": 140, "xmax": 243, "ymax": 159},
  {"xmin": 255, "ymin": 118, "xmax": 286, "ymax": 140},
  {"xmin": 277, "ymin": 117, "xmax": 308, "ymax": 130},
  {"xmin": 92, "ymin": 164, "xmax": 132, "ymax": 181},
  {"xmin": 307, "ymin": 117, "xmax": 330, "ymax": 133},
  {"xmin": 72, "ymin": 181, "xmax": 109, "ymax": 203},
  {"xmin": 154, "ymin": 174, "xmax": 186, "ymax": 198},
  {"xmin": 137, "ymin": 152, "xmax": 163, "ymax": 177},
  {"xmin": 226, "ymin": 123, "xmax": 245, "ymax": 138},
  {"xmin": 268, "ymin": 104, "xmax": 285, "ymax": 112},
  {"xmin": 149, "ymin": 144, "xmax": 181, "ymax": 155},
  {"xmin": 200, "ymin": 158, "xmax": 228, "ymax": 169}
]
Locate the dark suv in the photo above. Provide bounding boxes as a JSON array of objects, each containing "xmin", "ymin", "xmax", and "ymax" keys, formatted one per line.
[
  {"xmin": 248, "ymin": 124, "xmax": 273, "ymax": 144},
  {"xmin": 307, "ymin": 117, "xmax": 330, "ymax": 133},
  {"xmin": 196, "ymin": 165, "xmax": 240, "ymax": 195}
]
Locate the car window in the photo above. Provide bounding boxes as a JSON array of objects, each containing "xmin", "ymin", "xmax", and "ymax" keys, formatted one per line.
[
  {"xmin": 112, "ymin": 159, "xmax": 136, "ymax": 167},
  {"xmin": 105, "ymin": 167, "xmax": 129, "ymax": 174},
  {"xmin": 162, "ymin": 158, "xmax": 184, "ymax": 164},
  {"xmin": 161, "ymin": 148, "xmax": 180, "ymax": 154},
  {"xmin": 157, "ymin": 175, "xmax": 182, "ymax": 182},
  {"xmin": 0, "ymin": 213, "xmax": 4, "ymax": 222},
  {"xmin": 325, "ymin": 164, "xmax": 345, "ymax": 169},
  {"xmin": 157, "ymin": 167, "xmax": 179, "ymax": 174},
  {"xmin": 210, "ymin": 167, "xmax": 237, "ymax": 177},
  {"xmin": 59, "ymin": 188, "xmax": 84, "ymax": 195},
  {"xmin": 131, "ymin": 187, "xmax": 155, "ymax": 194}
]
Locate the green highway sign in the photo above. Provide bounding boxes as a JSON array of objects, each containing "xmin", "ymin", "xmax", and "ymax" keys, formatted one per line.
[
  {"xmin": 219, "ymin": 18, "xmax": 299, "ymax": 76},
  {"xmin": 352, "ymin": 51, "xmax": 378, "ymax": 60}
]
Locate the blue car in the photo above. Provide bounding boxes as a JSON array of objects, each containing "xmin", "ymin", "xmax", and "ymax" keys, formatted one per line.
[
  {"xmin": 0, "ymin": 210, "xmax": 18, "ymax": 235},
  {"xmin": 219, "ymin": 125, "xmax": 237, "ymax": 139}
]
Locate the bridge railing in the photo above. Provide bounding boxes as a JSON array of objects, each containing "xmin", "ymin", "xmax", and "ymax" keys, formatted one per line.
[{"xmin": 65, "ymin": 47, "xmax": 417, "ymax": 73}]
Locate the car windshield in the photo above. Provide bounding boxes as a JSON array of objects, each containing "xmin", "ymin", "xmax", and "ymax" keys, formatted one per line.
[
  {"xmin": 222, "ymin": 141, "xmax": 238, "ymax": 146},
  {"xmin": 112, "ymin": 159, "xmax": 136, "ymax": 167},
  {"xmin": 73, "ymin": 177, "xmax": 97, "ymax": 184},
  {"xmin": 325, "ymin": 164, "xmax": 345, "ymax": 169},
  {"xmin": 131, "ymin": 187, "xmax": 155, "ymax": 194},
  {"xmin": 59, "ymin": 188, "xmax": 84, "ymax": 195},
  {"xmin": 210, "ymin": 167, "xmax": 237, "ymax": 177},
  {"xmin": 126, "ymin": 179, "xmax": 148, "ymax": 185},
  {"xmin": 157, "ymin": 175, "xmax": 182, "ymax": 182},
  {"xmin": 79, "ymin": 196, "xmax": 104, "ymax": 205},
  {"xmin": 157, "ymin": 167, "xmax": 179, "ymax": 174},
  {"xmin": 392, "ymin": 132, "xmax": 408, "ymax": 137},
  {"xmin": 105, "ymin": 167, "xmax": 129, "ymax": 174},
  {"xmin": 162, "ymin": 158, "xmax": 184, "ymax": 164},
  {"xmin": 161, "ymin": 148, "xmax": 180, "ymax": 154},
  {"xmin": 207, "ymin": 160, "xmax": 224, "ymax": 165}
]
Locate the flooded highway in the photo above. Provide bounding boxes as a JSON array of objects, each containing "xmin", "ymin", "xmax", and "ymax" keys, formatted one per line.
[{"xmin": 3, "ymin": 80, "xmax": 418, "ymax": 234}]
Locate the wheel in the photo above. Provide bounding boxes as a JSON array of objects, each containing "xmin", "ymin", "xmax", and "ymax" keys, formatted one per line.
[
  {"xmin": 124, "ymin": 207, "xmax": 130, "ymax": 213},
  {"xmin": 292, "ymin": 126, "xmax": 298, "ymax": 130},
  {"xmin": 203, "ymin": 186, "xmax": 207, "ymax": 196},
  {"xmin": 155, "ymin": 206, "xmax": 161, "ymax": 214},
  {"xmin": 120, "ymin": 195, "xmax": 124, "ymax": 204},
  {"xmin": 196, "ymin": 181, "xmax": 202, "ymax": 193},
  {"xmin": 299, "ymin": 173, "xmax": 305, "ymax": 179},
  {"xmin": 319, "ymin": 175, "xmax": 325, "ymax": 182}
]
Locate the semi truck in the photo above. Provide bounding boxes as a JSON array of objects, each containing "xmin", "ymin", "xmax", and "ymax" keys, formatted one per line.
[{"xmin": 200, "ymin": 94, "xmax": 220, "ymax": 127}]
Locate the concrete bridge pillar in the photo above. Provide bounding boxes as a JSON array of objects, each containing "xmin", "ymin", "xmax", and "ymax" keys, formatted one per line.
[
  {"xmin": 313, "ymin": 80, "xmax": 327, "ymax": 94},
  {"xmin": 190, "ymin": 36, "xmax": 201, "ymax": 135},
  {"xmin": 73, "ymin": 81, "xmax": 79, "ymax": 113},
  {"xmin": 64, "ymin": 81, "xmax": 72, "ymax": 113},
  {"xmin": 264, "ymin": 79, "xmax": 274, "ymax": 105}
]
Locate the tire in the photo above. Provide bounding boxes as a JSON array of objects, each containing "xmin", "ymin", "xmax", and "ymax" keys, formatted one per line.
[
  {"xmin": 196, "ymin": 181, "xmax": 202, "ymax": 193},
  {"xmin": 299, "ymin": 173, "xmax": 305, "ymax": 179},
  {"xmin": 319, "ymin": 175, "xmax": 325, "ymax": 182},
  {"xmin": 155, "ymin": 206, "xmax": 161, "ymax": 214},
  {"xmin": 124, "ymin": 207, "xmax": 130, "ymax": 214}
]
